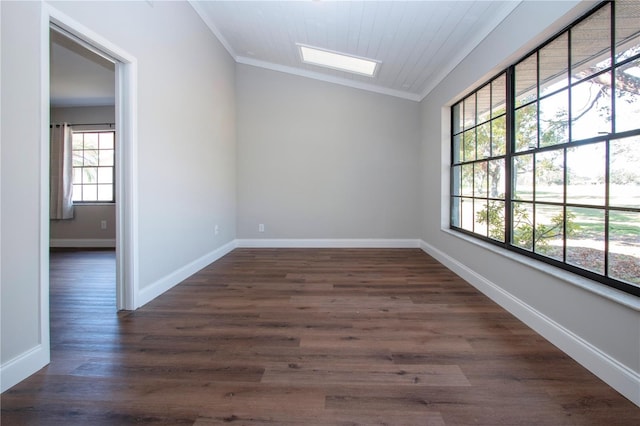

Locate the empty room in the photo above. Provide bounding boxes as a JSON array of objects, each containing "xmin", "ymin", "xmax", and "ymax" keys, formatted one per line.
[{"xmin": 1, "ymin": 0, "xmax": 639, "ymax": 424}]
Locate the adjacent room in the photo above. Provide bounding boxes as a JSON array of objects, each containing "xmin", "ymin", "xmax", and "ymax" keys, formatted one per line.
[{"xmin": 1, "ymin": 0, "xmax": 639, "ymax": 424}]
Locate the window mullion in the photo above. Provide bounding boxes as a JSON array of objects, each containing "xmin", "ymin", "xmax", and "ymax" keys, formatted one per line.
[{"xmin": 505, "ymin": 66, "xmax": 515, "ymax": 248}]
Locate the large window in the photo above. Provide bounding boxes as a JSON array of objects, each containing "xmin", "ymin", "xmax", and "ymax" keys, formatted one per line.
[
  {"xmin": 451, "ymin": 1, "xmax": 640, "ymax": 296},
  {"xmin": 72, "ymin": 130, "xmax": 115, "ymax": 203}
]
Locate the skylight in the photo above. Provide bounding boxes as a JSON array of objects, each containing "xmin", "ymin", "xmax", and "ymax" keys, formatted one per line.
[{"xmin": 297, "ymin": 44, "xmax": 379, "ymax": 77}]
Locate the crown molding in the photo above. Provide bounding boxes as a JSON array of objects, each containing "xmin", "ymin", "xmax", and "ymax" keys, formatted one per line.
[
  {"xmin": 188, "ymin": 0, "xmax": 237, "ymax": 59},
  {"xmin": 237, "ymin": 56, "xmax": 421, "ymax": 102}
]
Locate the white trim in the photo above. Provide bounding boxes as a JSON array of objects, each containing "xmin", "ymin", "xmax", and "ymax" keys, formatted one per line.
[
  {"xmin": 189, "ymin": 0, "xmax": 521, "ymax": 103},
  {"xmin": 45, "ymin": 3, "xmax": 139, "ymax": 311},
  {"xmin": 0, "ymin": 344, "xmax": 49, "ymax": 393},
  {"xmin": 442, "ymin": 229, "xmax": 640, "ymax": 311},
  {"xmin": 38, "ymin": 3, "xmax": 52, "ymax": 393},
  {"xmin": 419, "ymin": 239, "xmax": 640, "ymax": 407},
  {"xmin": 236, "ymin": 239, "xmax": 421, "ymax": 249},
  {"xmin": 190, "ymin": 0, "xmax": 419, "ymax": 102},
  {"xmin": 49, "ymin": 238, "xmax": 116, "ymax": 248},
  {"xmin": 137, "ymin": 240, "xmax": 237, "ymax": 308},
  {"xmin": 115, "ymin": 57, "xmax": 139, "ymax": 311},
  {"xmin": 237, "ymin": 57, "xmax": 421, "ymax": 102},
  {"xmin": 188, "ymin": 0, "xmax": 237, "ymax": 59}
]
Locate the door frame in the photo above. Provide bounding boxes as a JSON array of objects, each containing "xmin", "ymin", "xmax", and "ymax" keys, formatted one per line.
[{"xmin": 42, "ymin": 4, "xmax": 139, "ymax": 314}]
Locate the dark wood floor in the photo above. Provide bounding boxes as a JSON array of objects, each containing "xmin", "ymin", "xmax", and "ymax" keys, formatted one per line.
[{"xmin": 2, "ymin": 248, "xmax": 639, "ymax": 425}]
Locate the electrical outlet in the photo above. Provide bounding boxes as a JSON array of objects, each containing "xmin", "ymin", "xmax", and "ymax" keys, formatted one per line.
[
  {"xmin": 258, "ymin": 223, "xmax": 265, "ymax": 233},
  {"xmin": 100, "ymin": 220, "xmax": 107, "ymax": 230},
  {"xmin": 214, "ymin": 225, "xmax": 219, "ymax": 235}
]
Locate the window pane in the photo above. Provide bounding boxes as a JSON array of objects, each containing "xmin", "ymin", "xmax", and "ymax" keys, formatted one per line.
[
  {"xmin": 571, "ymin": 4, "xmax": 611, "ymax": 82},
  {"xmin": 610, "ymin": 136, "xmax": 640, "ymax": 208},
  {"xmin": 539, "ymin": 89, "xmax": 569, "ymax": 147},
  {"xmin": 513, "ymin": 154, "xmax": 533, "ymax": 201},
  {"xmin": 98, "ymin": 167, "xmax": 113, "ymax": 184},
  {"xmin": 461, "ymin": 198, "xmax": 474, "ymax": 231},
  {"xmin": 464, "ymin": 94, "xmax": 476, "ymax": 130},
  {"xmin": 491, "ymin": 116, "xmax": 506, "ymax": 156},
  {"xmin": 512, "ymin": 201, "xmax": 534, "ymax": 250},
  {"xmin": 540, "ymin": 33, "xmax": 569, "ymax": 96},
  {"xmin": 477, "ymin": 85, "xmax": 491, "ymax": 124},
  {"xmin": 488, "ymin": 200, "xmax": 505, "ymax": 242},
  {"xmin": 474, "ymin": 199, "xmax": 488, "ymax": 236},
  {"xmin": 99, "ymin": 132, "xmax": 114, "ymax": 149},
  {"xmin": 534, "ymin": 204, "xmax": 564, "ymax": 261},
  {"xmin": 474, "ymin": 161, "xmax": 488, "ymax": 197},
  {"xmin": 566, "ymin": 207, "xmax": 605, "ymax": 274},
  {"xmin": 567, "ymin": 143, "xmax": 605, "ymax": 206},
  {"xmin": 449, "ymin": 1, "xmax": 640, "ymax": 293},
  {"xmin": 72, "ymin": 133, "xmax": 83, "ymax": 150},
  {"xmin": 97, "ymin": 184, "xmax": 113, "ymax": 202},
  {"xmin": 463, "ymin": 129, "xmax": 476, "ymax": 161},
  {"xmin": 492, "ymin": 74, "xmax": 507, "ymax": 117},
  {"xmin": 83, "ymin": 133, "xmax": 99, "ymax": 149},
  {"xmin": 82, "ymin": 184, "xmax": 98, "ymax": 202},
  {"xmin": 571, "ymin": 72, "xmax": 612, "ymax": 141},
  {"xmin": 451, "ymin": 197, "xmax": 461, "ymax": 228},
  {"xmin": 476, "ymin": 122, "xmax": 491, "ymax": 159},
  {"xmin": 73, "ymin": 167, "xmax": 82, "ymax": 184},
  {"xmin": 84, "ymin": 149, "xmax": 99, "ymax": 166},
  {"xmin": 453, "ymin": 134, "xmax": 462, "ymax": 163},
  {"xmin": 488, "ymin": 159, "xmax": 505, "ymax": 199},
  {"xmin": 615, "ymin": 0, "xmax": 640, "ymax": 63},
  {"xmin": 73, "ymin": 151, "xmax": 84, "ymax": 167},
  {"xmin": 615, "ymin": 59, "xmax": 640, "ymax": 133},
  {"xmin": 515, "ymin": 103, "xmax": 538, "ymax": 152},
  {"xmin": 461, "ymin": 164, "xmax": 473, "ymax": 196},
  {"xmin": 452, "ymin": 166, "xmax": 461, "ymax": 196},
  {"xmin": 99, "ymin": 149, "xmax": 114, "ymax": 167},
  {"xmin": 453, "ymin": 103, "xmax": 462, "ymax": 135},
  {"xmin": 515, "ymin": 54, "xmax": 537, "ymax": 107},
  {"xmin": 535, "ymin": 150, "xmax": 564, "ymax": 203},
  {"xmin": 608, "ymin": 211, "xmax": 640, "ymax": 285},
  {"xmin": 72, "ymin": 184, "xmax": 82, "ymax": 202},
  {"xmin": 83, "ymin": 167, "xmax": 98, "ymax": 184}
]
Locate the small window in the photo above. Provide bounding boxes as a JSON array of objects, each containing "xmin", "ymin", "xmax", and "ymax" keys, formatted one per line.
[{"xmin": 72, "ymin": 131, "xmax": 115, "ymax": 203}]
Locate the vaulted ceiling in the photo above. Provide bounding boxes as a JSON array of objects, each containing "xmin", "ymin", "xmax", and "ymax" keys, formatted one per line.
[
  {"xmin": 190, "ymin": 0, "xmax": 522, "ymax": 101},
  {"xmin": 51, "ymin": 1, "xmax": 524, "ymax": 107}
]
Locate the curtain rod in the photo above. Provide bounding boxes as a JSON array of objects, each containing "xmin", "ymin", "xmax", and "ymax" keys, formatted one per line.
[{"xmin": 50, "ymin": 123, "xmax": 115, "ymax": 127}]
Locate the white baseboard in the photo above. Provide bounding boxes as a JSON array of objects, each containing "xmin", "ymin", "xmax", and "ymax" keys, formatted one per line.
[
  {"xmin": 0, "ymin": 344, "xmax": 49, "ymax": 393},
  {"xmin": 50, "ymin": 238, "xmax": 116, "ymax": 248},
  {"xmin": 419, "ymin": 239, "xmax": 640, "ymax": 407},
  {"xmin": 137, "ymin": 240, "xmax": 237, "ymax": 308},
  {"xmin": 236, "ymin": 238, "xmax": 421, "ymax": 248}
]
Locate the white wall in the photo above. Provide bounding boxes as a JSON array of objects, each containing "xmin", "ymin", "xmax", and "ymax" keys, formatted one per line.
[
  {"xmin": 1, "ymin": 0, "xmax": 46, "ymax": 379},
  {"xmin": 1, "ymin": 0, "xmax": 237, "ymax": 390},
  {"xmin": 419, "ymin": 0, "xmax": 640, "ymax": 405},
  {"xmin": 236, "ymin": 64, "xmax": 420, "ymax": 240},
  {"xmin": 50, "ymin": 105, "xmax": 115, "ymax": 125},
  {"xmin": 50, "ymin": 106, "xmax": 116, "ymax": 245}
]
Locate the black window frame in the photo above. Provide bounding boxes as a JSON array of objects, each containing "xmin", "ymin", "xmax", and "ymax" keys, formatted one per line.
[{"xmin": 450, "ymin": 0, "xmax": 640, "ymax": 297}]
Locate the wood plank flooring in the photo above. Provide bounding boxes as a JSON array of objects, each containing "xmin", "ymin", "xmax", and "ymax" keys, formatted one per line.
[{"xmin": 2, "ymin": 248, "xmax": 639, "ymax": 425}]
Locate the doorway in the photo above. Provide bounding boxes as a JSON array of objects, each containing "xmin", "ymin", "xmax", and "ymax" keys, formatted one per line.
[
  {"xmin": 44, "ymin": 8, "xmax": 139, "ymax": 319},
  {"xmin": 49, "ymin": 25, "xmax": 118, "ymax": 305}
]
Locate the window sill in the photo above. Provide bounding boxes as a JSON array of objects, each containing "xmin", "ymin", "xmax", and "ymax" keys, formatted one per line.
[
  {"xmin": 442, "ymin": 228, "xmax": 640, "ymax": 312},
  {"xmin": 73, "ymin": 203, "xmax": 115, "ymax": 206}
]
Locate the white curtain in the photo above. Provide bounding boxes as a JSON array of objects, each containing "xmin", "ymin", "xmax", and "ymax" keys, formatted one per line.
[{"xmin": 50, "ymin": 123, "xmax": 74, "ymax": 220}]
